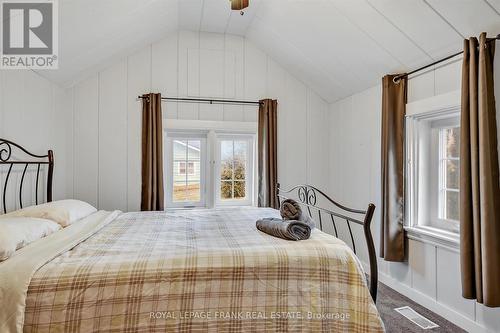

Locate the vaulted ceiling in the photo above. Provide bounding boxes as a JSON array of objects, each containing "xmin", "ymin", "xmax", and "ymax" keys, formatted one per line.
[{"xmin": 36, "ymin": 0, "xmax": 500, "ymax": 103}]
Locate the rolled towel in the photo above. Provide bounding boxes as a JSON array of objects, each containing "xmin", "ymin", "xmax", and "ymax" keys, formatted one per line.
[
  {"xmin": 256, "ymin": 218, "xmax": 311, "ymax": 241},
  {"xmin": 280, "ymin": 199, "xmax": 302, "ymax": 220},
  {"xmin": 280, "ymin": 199, "xmax": 315, "ymax": 228}
]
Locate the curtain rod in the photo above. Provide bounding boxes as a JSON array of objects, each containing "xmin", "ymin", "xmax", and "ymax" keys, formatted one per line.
[
  {"xmin": 393, "ymin": 34, "xmax": 500, "ymax": 83},
  {"xmin": 138, "ymin": 95, "xmax": 262, "ymax": 106}
]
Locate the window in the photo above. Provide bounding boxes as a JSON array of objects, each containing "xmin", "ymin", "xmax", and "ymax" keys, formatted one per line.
[
  {"xmin": 165, "ymin": 130, "xmax": 255, "ymax": 208},
  {"xmin": 438, "ymin": 127, "xmax": 460, "ymax": 222},
  {"xmin": 166, "ymin": 136, "xmax": 206, "ymax": 208},
  {"xmin": 406, "ymin": 107, "xmax": 460, "ymax": 235},
  {"xmin": 178, "ymin": 162, "xmax": 195, "ymax": 175},
  {"xmin": 216, "ymin": 137, "xmax": 253, "ymax": 205}
]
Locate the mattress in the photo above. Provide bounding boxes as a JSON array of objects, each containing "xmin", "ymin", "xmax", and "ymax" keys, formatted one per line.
[{"xmin": 3, "ymin": 207, "xmax": 384, "ymax": 332}]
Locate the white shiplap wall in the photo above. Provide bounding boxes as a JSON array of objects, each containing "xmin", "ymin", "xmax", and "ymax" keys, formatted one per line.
[
  {"xmin": 328, "ymin": 54, "xmax": 500, "ymax": 333},
  {"xmin": 69, "ymin": 31, "xmax": 329, "ymax": 212},
  {"xmin": 0, "ymin": 70, "xmax": 73, "ymax": 213}
]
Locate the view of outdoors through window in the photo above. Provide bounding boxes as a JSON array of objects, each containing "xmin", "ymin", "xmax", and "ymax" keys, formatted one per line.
[
  {"xmin": 439, "ymin": 126, "xmax": 460, "ymax": 222},
  {"xmin": 173, "ymin": 140, "xmax": 201, "ymax": 202},
  {"xmin": 179, "ymin": 162, "xmax": 195, "ymax": 175},
  {"xmin": 220, "ymin": 140, "xmax": 247, "ymax": 200}
]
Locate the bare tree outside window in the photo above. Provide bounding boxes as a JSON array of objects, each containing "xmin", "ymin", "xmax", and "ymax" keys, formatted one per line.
[
  {"xmin": 439, "ymin": 127, "xmax": 460, "ymax": 222},
  {"xmin": 220, "ymin": 140, "xmax": 247, "ymax": 200}
]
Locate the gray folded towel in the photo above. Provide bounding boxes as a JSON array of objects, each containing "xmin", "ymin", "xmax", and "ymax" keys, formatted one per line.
[
  {"xmin": 280, "ymin": 199, "xmax": 302, "ymax": 220},
  {"xmin": 280, "ymin": 199, "xmax": 315, "ymax": 228},
  {"xmin": 256, "ymin": 218, "xmax": 311, "ymax": 241}
]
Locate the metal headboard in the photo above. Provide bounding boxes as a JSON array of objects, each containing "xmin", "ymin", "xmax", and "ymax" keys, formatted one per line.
[
  {"xmin": 277, "ymin": 183, "xmax": 378, "ymax": 303},
  {"xmin": 0, "ymin": 138, "xmax": 54, "ymax": 214}
]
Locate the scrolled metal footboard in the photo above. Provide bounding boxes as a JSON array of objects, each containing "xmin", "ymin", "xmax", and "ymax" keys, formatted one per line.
[{"xmin": 277, "ymin": 183, "xmax": 378, "ymax": 303}]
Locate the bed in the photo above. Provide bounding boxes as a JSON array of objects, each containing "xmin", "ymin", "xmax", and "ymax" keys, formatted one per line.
[{"xmin": 0, "ymin": 139, "xmax": 384, "ymax": 332}]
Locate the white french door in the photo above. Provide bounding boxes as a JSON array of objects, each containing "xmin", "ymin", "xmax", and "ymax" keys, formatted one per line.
[
  {"xmin": 164, "ymin": 129, "xmax": 256, "ymax": 209},
  {"xmin": 165, "ymin": 133, "xmax": 207, "ymax": 208},
  {"xmin": 215, "ymin": 135, "xmax": 254, "ymax": 206}
]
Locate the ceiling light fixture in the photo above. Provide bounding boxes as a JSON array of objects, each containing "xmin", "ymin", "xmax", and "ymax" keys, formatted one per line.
[{"xmin": 230, "ymin": 0, "xmax": 249, "ymax": 14}]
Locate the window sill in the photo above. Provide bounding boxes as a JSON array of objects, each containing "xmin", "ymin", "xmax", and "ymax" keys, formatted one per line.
[{"xmin": 404, "ymin": 225, "xmax": 459, "ymax": 252}]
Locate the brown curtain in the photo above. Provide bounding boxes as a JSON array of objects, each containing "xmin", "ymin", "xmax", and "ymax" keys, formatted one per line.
[
  {"xmin": 258, "ymin": 99, "xmax": 278, "ymax": 208},
  {"xmin": 141, "ymin": 93, "xmax": 164, "ymax": 211},
  {"xmin": 380, "ymin": 74, "xmax": 407, "ymax": 262},
  {"xmin": 460, "ymin": 33, "xmax": 500, "ymax": 307}
]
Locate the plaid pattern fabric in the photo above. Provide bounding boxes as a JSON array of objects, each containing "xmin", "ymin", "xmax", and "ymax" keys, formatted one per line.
[{"xmin": 24, "ymin": 207, "xmax": 384, "ymax": 332}]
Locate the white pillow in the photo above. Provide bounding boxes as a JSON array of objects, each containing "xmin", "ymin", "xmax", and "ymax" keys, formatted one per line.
[
  {"xmin": 0, "ymin": 217, "xmax": 61, "ymax": 261},
  {"xmin": 4, "ymin": 200, "xmax": 97, "ymax": 227}
]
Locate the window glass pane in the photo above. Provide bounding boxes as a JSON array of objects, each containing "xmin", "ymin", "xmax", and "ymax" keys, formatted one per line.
[
  {"xmin": 187, "ymin": 140, "xmax": 201, "ymax": 160},
  {"xmin": 187, "ymin": 162, "xmax": 195, "ymax": 174},
  {"xmin": 234, "ymin": 158, "xmax": 245, "ymax": 180},
  {"xmin": 186, "ymin": 177, "xmax": 200, "ymax": 202},
  {"xmin": 234, "ymin": 181, "xmax": 245, "ymax": 199},
  {"xmin": 172, "ymin": 138, "xmax": 203, "ymax": 204},
  {"xmin": 444, "ymin": 127, "xmax": 460, "ymax": 158},
  {"xmin": 174, "ymin": 141, "xmax": 187, "ymax": 175},
  {"xmin": 217, "ymin": 138, "xmax": 252, "ymax": 203},
  {"xmin": 221, "ymin": 141, "xmax": 232, "ymax": 161},
  {"xmin": 446, "ymin": 191, "xmax": 460, "ymax": 221},
  {"xmin": 233, "ymin": 141, "xmax": 246, "ymax": 180},
  {"xmin": 173, "ymin": 181, "xmax": 187, "ymax": 202},
  {"xmin": 173, "ymin": 140, "xmax": 187, "ymax": 157},
  {"xmin": 221, "ymin": 181, "xmax": 233, "ymax": 200},
  {"xmin": 179, "ymin": 162, "xmax": 186, "ymax": 175},
  {"xmin": 233, "ymin": 141, "xmax": 247, "ymax": 160},
  {"xmin": 221, "ymin": 159, "xmax": 233, "ymax": 180},
  {"xmin": 446, "ymin": 160, "xmax": 459, "ymax": 189}
]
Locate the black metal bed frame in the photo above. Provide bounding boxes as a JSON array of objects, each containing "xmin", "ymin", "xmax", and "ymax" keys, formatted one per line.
[
  {"xmin": 0, "ymin": 138, "xmax": 54, "ymax": 214},
  {"xmin": 277, "ymin": 183, "xmax": 378, "ymax": 303},
  {"xmin": 0, "ymin": 139, "xmax": 378, "ymax": 301}
]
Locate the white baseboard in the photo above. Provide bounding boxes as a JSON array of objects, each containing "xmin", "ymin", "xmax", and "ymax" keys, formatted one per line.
[{"xmin": 375, "ymin": 268, "xmax": 491, "ymax": 333}]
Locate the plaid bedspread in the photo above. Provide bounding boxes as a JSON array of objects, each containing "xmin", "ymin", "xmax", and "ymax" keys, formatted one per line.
[{"xmin": 24, "ymin": 207, "xmax": 384, "ymax": 332}]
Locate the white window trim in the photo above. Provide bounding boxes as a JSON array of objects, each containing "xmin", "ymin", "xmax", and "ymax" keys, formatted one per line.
[
  {"xmin": 404, "ymin": 225, "xmax": 460, "ymax": 253},
  {"xmin": 214, "ymin": 134, "xmax": 255, "ymax": 207},
  {"xmin": 405, "ymin": 90, "xmax": 461, "ymax": 249}
]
